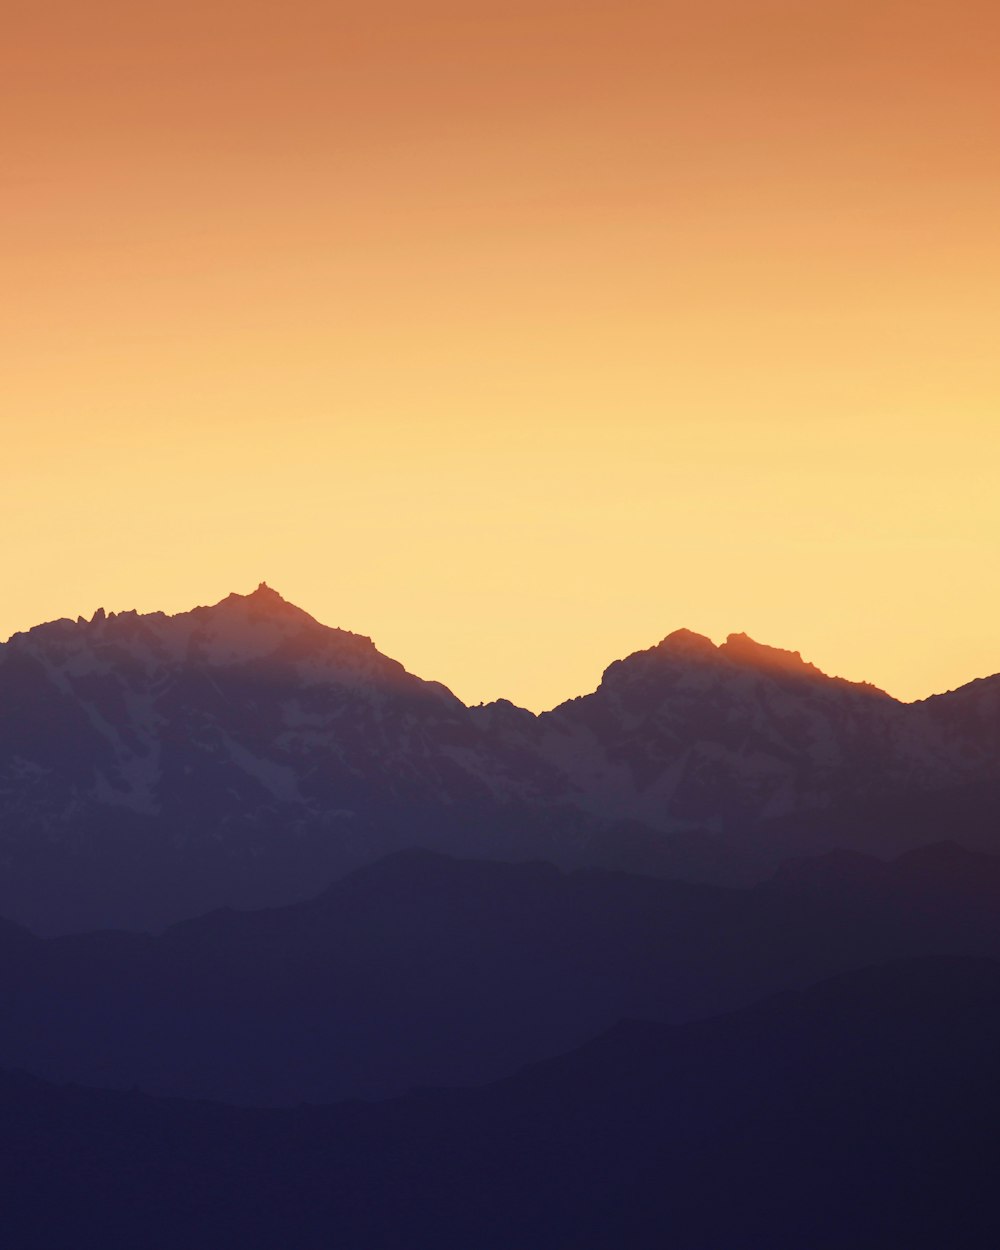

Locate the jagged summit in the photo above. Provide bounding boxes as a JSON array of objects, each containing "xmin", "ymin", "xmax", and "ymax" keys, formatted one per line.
[
  {"xmin": 600, "ymin": 626, "xmax": 850, "ymax": 689},
  {"xmin": 720, "ymin": 632, "xmax": 891, "ymax": 697},
  {"xmin": 5, "ymin": 586, "xmax": 442, "ymax": 698},
  {"xmin": 721, "ymin": 631, "xmax": 810, "ymax": 668},
  {"xmin": 26, "ymin": 585, "xmax": 313, "ymax": 641},
  {"xmin": 620, "ymin": 627, "xmax": 835, "ymax": 677},
  {"xmin": 238, "ymin": 581, "xmax": 295, "ymax": 610},
  {"xmin": 200, "ymin": 582, "xmax": 323, "ymax": 632},
  {"xmin": 654, "ymin": 628, "xmax": 718, "ymax": 657},
  {"xmin": 718, "ymin": 631, "xmax": 838, "ymax": 682},
  {"xmin": 598, "ymin": 626, "xmax": 892, "ymax": 699},
  {"xmin": 210, "ymin": 581, "xmax": 315, "ymax": 615}
]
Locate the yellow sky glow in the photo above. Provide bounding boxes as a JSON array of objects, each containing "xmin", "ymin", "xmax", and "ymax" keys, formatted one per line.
[{"xmin": 3, "ymin": 0, "xmax": 999, "ymax": 709}]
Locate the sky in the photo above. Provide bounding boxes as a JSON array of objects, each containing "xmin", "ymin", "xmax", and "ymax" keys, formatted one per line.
[{"xmin": 3, "ymin": 0, "xmax": 999, "ymax": 710}]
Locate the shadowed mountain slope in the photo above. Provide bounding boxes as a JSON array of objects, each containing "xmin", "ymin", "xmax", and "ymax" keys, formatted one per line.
[
  {"xmin": 2, "ymin": 586, "xmax": 1000, "ymax": 932},
  {"xmin": 533, "ymin": 627, "xmax": 1000, "ymax": 842},
  {"xmin": 0, "ymin": 585, "xmax": 574, "ymax": 933}
]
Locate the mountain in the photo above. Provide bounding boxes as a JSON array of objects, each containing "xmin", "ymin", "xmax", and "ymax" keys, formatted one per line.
[
  {"xmin": 3, "ymin": 841, "xmax": 1000, "ymax": 1105},
  {"xmin": 0, "ymin": 585, "xmax": 577, "ymax": 932},
  {"xmin": 4, "ymin": 956, "xmax": 1000, "ymax": 1249},
  {"xmin": 525, "ymin": 627, "xmax": 1000, "ymax": 879},
  {"xmin": 2, "ymin": 585, "xmax": 999, "ymax": 932}
]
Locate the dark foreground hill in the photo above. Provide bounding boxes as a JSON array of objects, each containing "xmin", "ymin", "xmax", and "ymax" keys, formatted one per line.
[
  {"xmin": 3, "ymin": 957, "xmax": 1000, "ymax": 1250},
  {"xmin": 3, "ymin": 841, "xmax": 1000, "ymax": 1105}
]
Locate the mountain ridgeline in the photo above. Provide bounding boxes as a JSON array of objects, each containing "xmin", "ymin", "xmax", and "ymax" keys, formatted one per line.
[{"xmin": 1, "ymin": 584, "xmax": 998, "ymax": 933}]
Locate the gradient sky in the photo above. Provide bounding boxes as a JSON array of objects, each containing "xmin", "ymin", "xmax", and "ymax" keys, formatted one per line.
[{"xmin": 4, "ymin": 0, "xmax": 999, "ymax": 709}]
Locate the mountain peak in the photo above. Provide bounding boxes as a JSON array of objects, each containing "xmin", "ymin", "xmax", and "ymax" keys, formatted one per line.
[
  {"xmin": 655, "ymin": 628, "xmax": 718, "ymax": 657},
  {"xmin": 195, "ymin": 584, "xmax": 330, "ymax": 642},
  {"xmin": 249, "ymin": 581, "xmax": 283, "ymax": 603},
  {"xmin": 217, "ymin": 582, "xmax": 302, "ymax": 615},
  {"xmin": 719, "ymin": 632, "xmax": 890, "ymax": 696},
  {"xmin": 720, "ymin": 632, "xmax": 818, "ymax": 676}
]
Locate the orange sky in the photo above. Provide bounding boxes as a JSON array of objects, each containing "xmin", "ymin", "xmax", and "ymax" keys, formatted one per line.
[{"xmin": 3, "ymin": 0, "xmax": 999, "ymax": 710}]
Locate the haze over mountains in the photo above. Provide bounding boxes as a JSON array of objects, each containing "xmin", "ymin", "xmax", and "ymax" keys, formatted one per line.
[
  {"xmin": 6, "ymin": 956, "xmax": 1000, "ymax": 1249},
  {"xmin": 2, "ymin": 584, "xmax": 999, "ymax": 933},
  {"xmin": 1, "ymin": 840, "xmax": 999, "ymax": 1106}
]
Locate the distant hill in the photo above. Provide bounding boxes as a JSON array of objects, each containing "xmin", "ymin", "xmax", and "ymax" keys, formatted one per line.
[
  {"xmin": 3, "ymin": 841, "xmax": 1000, "ymax": 1105},
  {"xmin": 2, "ymin": 584, "xmax": 999, "ymax": 932},
  {"xmin": 4, "ymin": 956, "xmax": 1000, "ymax": 1249}
]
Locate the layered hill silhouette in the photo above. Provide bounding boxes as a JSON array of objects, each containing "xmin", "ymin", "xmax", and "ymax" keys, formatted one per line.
[
  {"xmin": 2, "ymin": 584, "xmax": 999, "ymax": 932},
  {"xmin": 4, "ymin": 586, "xmax": 1000, "ymax": 1245},
  {"xmin": 4, "ymin": 956, "xmax": 1000, "ymax": 1249},
  {"xmin": 2, "ymin": 840, "xmax": 1000, "ymax": 1105}
]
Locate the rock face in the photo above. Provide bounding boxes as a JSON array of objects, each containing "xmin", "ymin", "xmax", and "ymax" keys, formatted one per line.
[
  {"xmin": 533, "ymin": 628, "xmax": 1000, "ymax": 831},
  {"xmin": 0, "ymin": 585, "xmax": 575, "ymax": 932},
  {"xmin": 1, "ymin": 585, "xmax": 998, "ymax": 931}
]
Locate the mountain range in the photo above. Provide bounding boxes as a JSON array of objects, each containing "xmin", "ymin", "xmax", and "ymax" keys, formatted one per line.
[
  {"xmin": 4, "ymin": 583, "xmax": 1000, "ymax": 1247},
  {"xmin": 2, "ymin": 584, "xmax": 999, "ymax": 933}
]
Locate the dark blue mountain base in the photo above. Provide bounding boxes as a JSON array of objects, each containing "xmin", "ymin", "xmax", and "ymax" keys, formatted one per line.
[
  {"xmin": 3, "ymin": 957, "xmax": 999, "ymax": 1250},
  {"xmin": 0, "ymin": 841, "xmax": 998, "ymax": 1105}
]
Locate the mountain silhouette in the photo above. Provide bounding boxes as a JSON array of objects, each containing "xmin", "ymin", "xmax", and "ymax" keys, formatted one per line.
[
  {"xmin": 4, "ymin": 956, "xmax": 1000, "ymax": 1249},
  {"xmin": 2, "ymin": 841, "xmax": 1000, "ymax": 1105},
  {"xmin": 2, "ymin": 585, "xmax": 1000, "ymax": 932}
]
